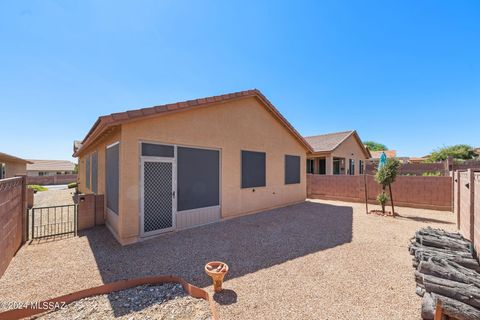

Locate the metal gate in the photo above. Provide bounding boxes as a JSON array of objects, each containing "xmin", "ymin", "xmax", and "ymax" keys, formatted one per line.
[{"xmin": 29, "ymin": 204, "xmax": 77, "ymax": 240}]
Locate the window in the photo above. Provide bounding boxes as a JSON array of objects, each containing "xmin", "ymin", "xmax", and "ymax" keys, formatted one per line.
[
  {"xmin": 91, "ymin": 152, "xmax": 98, "ymax": 194},
  {"xmin": 106, "ymin": 143, "xmax": 119, "ymax": 214},
  {"xmin": 349, "ymin": 159, "xmax": 355, "ymax": 175},
  {"xmin": 241, "ymin": 150, "xmax": 266, "ymax": 188},
  {"xmin": 359, "ymin": 160, "xmax": 364, "ymax": 174},
  {"xmin": 142, "ymin": 143, "xmax": 174, "ymax": 157},
  {"xmin": 333, "ymin": 158, "xmax": 341, "ymax": 175},
  {"xmin": 85, "ymin": 156, "xmax": 91, "ymax": 189},
  {"xmin": 319, "ymin": 158, "xmax": 326, "ymax": 175},
  {"xmin": 306, "ymin": 159, "xmax": 314, "ymax": 174},
  {"xmin": 285, "ymin": 155, "xmax": 300, "ymax": 184},
  {"xmin": 177, "ymin": 147, "xmax": 220, "ymax": 211}
]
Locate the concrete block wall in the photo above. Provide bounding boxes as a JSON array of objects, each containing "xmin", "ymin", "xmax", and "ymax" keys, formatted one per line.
[
  {"xmin": 453, "ymin": 170, "xmax": 479, "ymax": 256},
  {"xmin": 0, "ymin": 177, "xmax": 26, "ymax": 278},
  {"xmin": 77, "ymin": 193, "xmax": 105, "ymax": 231},
  {"xmin": 307, "ymin": 174, "xmax": 453, "ymax": 211}
]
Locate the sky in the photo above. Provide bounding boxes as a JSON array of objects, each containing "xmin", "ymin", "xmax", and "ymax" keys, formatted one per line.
[{"xmin": 1, "ymin": 0, "xmax": 479, "ymax": 161}]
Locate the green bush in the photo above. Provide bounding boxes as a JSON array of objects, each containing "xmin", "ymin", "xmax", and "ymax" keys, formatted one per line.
[
  {"xmin": 422, "ymin": 171, "xmax": 441, "ymax": 177},
  {"xmin": 375, "ymin": 158, "xmax": 401, "ymax": 214},
  {"xmin": 376, "ymin": 192, "xmax": 389, "ymax": 213},
  {"xmin": 68, "ymin": 182, "xmax": 78, "ymax": 189},
  {"xmin": 28, "ymin": 185, "xmax": 48, "ymax": 192}
]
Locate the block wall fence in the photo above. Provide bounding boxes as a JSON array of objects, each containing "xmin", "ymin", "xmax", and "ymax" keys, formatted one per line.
[
  {"xmin": 453, "ymin": 170, "xmax": 480, "ymax": 255},
  {"xmin": 0, "ymin": 176, "xmax": 27, "ymax": 278},
  {"xmin": 307, "ymin": 174, "xmax": 453, "ymax": 211}
]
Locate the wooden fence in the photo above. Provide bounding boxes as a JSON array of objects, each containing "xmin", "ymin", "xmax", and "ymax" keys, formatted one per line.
[
  {"xmin": 0, "ymin": 177, "xmax": 27, "ymax": 278},
  {"xmin": 307, "ymin": 174, "xmax": 452, "ymax": 211},
  {"xmin": 453, "ymin": 169, "xmax": 480, "ymax": 255},
  {"xmin": 26, "ymin": 174, "xmax": 77, "ymax": 186}
]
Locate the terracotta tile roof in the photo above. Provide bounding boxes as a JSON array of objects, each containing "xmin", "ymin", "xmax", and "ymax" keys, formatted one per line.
[
  {"xmin": 27, "ymin": 160, "xmax": 75, "ymax": 172},
  {"xmin": 74, "ymin": 89, "xmax": 313, "ymax": 156},
  {"xmin": 304, "ymin": 131, "xmax": 355, "ymax": 152},
  {"xmin": 0, "ymin": 152, "xmax": 32, "ymax": 164},
  {"xmin": 370, "ymin": 150, "xmax": 397, "ymax": 159}
]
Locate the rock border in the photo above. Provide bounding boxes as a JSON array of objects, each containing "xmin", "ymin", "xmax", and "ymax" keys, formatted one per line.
[{"xmin": 0, "ymin": 275, "xmax": 219, "ymax": 320}]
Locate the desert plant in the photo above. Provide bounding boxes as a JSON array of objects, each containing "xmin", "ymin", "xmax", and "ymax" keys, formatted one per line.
[
  {"xmin": 375, "ymin": 158, "xmax": 401, "ymax": 214},
  {"xmin": 27, "ymin": 185, "xmax": 48, "ymax": 192},
  {"xmin": 376, "ymin": 192, "xmax": 389, "ymax": 214},
  {"xmin": 422, "ymin": 171, "xmax": 441, "ymax": 177},
  {"xmin": 68, "ymin": 182, "xmax": 78, "ymax": 189}
]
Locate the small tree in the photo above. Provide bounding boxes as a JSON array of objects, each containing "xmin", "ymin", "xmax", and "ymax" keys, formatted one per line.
[
  {"xmin": 427, "ymin": 144, "xmax": 478, "ymax": 162},
  {"xmin": 364, "ymin": 141, "xmax": 388, "ymax": 151},
  {"xmin": 375, "ymin": 158, "xmax": 401, "ymax": 215}
]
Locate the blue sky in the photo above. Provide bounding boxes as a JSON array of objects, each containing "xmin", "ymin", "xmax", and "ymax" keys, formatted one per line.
[{"xmin": 1, "ymin": 0, "xmax": 479, "ymax": 161}]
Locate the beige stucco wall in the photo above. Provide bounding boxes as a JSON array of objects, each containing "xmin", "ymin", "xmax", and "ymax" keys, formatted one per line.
[
  {"xmin": 331, "ymin": 134, "xmax": 368, "ymax": 175},
  {"xmin": 77, "ymin": 129, "xmax": 121, "ymax": 238},
  {"xmin": 3, "ymin": 161, "xmax": 27, "ymax": 178},
  {"xmin": 115, "ymin": 97, "xmax": 307, "ymax": 244}
]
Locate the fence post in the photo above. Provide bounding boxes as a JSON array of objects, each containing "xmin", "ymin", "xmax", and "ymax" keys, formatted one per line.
[
  {"xmin": 455, "ymin": 171, "xmax": 461, "ymax": 229},
  {"xmin": 468, "ymin": 169, "xmax": 475, "ymax": 244}
]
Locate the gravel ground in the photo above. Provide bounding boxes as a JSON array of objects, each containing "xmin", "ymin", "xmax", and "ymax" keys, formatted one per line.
[
  {"xmin": 32, "ymin": 283, "xmax": 211, "ymax": 320},
  {"xmin": 0, "ymin": 200, "xmax": 455, "ymax": 319},
  {"xmin": 33, "ymin": 187, "xmax": 75, "ymax": 207}
]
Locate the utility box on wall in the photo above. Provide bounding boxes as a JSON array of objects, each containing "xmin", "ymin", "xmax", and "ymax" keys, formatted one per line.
[{"xmin": 77, "ymin": 194, "xmax": 105, "ymax": 231}]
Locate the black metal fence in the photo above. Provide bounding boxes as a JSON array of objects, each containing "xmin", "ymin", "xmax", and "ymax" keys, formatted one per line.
[{"xmin": 30, "ymin": 204, "xmax": 77, "ymax": 240}]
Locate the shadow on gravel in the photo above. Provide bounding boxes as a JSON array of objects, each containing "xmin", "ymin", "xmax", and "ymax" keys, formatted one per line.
[
  {"xmin": 213, "ymin": 289, "xmax": 237, "ymax": 305},
  {"xmin": 81, "ymin": 201, "xmax": 353, "ymax": 317},
  {"xmin": 395, "ymin": 214, "xmax": 455, "ymax": 225}
]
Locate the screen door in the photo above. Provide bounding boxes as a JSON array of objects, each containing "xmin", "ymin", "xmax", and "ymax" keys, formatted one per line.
[{"xmin": 141, "ymin": 158, "xmax": 176, "ymax": 236}]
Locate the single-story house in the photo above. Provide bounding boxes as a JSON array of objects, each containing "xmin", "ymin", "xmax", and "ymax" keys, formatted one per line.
[
  {"xmin": 304, "ymin": 130, "xmax": 371, "ymax": 175},
  {"xmin": 26, "ymin": 160, "xmax": 76, "ymax": 176},
  {"xmin": 368, "ymin": 150, "xmax": 398, "ymax": 163},
  {"xmin": 0, "ymin": 152, "xmax": 32, "ymax": 179},
  {"xmin": 74, "ymin": 89, "xmax": 312, "ymax": 245}
]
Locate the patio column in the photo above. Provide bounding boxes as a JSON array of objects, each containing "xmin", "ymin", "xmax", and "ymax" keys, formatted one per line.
[{"xmin": 326, "ymin": 156, "xmax": 333, "ymax": 175}]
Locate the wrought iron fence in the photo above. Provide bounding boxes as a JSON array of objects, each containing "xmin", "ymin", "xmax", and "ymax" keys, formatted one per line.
[{"xmin": 30, "ymin": 204, "xmax": 77, "ymax": 239}]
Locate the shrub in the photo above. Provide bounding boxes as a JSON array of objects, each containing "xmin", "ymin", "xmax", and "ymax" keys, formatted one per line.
[
  {"xmin": 376, "ymin": 192, "xmax": 389, "ymax": 213},
  {"xmin": 28, "ymin": 185, "xmax": 48, "ymax": 192},
  {"xmin": 422, "ymin": 171, "xmax": 441, "ymax": 177},
  {"xmin": 68, "ymin": 182, "xmax": 78, "ymax": 189},
  {"xmin": 375, "ymin": 158, "xmax": 401, "ymax": 214}
]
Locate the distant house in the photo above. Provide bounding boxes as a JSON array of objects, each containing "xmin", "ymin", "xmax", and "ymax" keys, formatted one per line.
[
  {"xmin": 0, "ymin": 152, "xmax": 32, "ymax": 179},
  {"xmin": 304, "ymin": 130, "xmax": 371, "ymax": 175},
  {"xmin": 370, "ymin": 150, "xmax": 397, "ymax": 160},
  {"xmin": 26, "ymin": 160, "xmax": 76, "ymax": 176}
]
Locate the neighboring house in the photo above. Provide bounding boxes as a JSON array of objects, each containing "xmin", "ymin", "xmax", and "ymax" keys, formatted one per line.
[
  {"xmin": 304, "ymin": 130, "xmax": 371, "ymax": 175},
  {"xmin": 0, "ymin": 152, "xmax": 32, "ymax": 179},
  {"xmin": 26, "ymin": 160, "xmax": 76, "ymax": 176},
  {"xmin": 73, "ymin": 89, "xmax": 312, "ymax": 245},
  {"xmin": 369, "ymin": 150, "xmax": 397, "ymax": 160}
]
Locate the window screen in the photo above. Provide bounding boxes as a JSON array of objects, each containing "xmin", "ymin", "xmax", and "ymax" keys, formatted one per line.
[
  {"xmin": 106, "ymin": 143, "xmax": 119, "ymax": 214},
  {"xmin": 177, "ymin": 147, "xmax": 219, "ymax": 211},
  {"xmin": 306, "ymin": 159, "xmax": 314, "ymax": 174},
  {"xmin": 285, "ymin": 155, "xmax": 301, "ymax": 184},
  {"xmin": 359, "ymin": 160, "xmax": 364, "ymax": 174},
  {"xmin": 85, "ymin": 155, "xmax": 91, "ymax": 189},
  {"xmin": 349, "ymin": 159, "xmax": 355, "ymax": 175},
  {"xmin": 241, "ymin": 151, "xmax": 266, "ymax": 188},
  {"xmin": 91, "ymin": 152, "xmax": 98, "ymax": 193},
  {"xmin": 141, "ymin": 143, "xmax": 174, "ymax": 157}
]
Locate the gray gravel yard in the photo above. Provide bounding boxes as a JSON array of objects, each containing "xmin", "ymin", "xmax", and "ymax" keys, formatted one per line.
[
  {"xmin": 0, "ymin": 200, "xmax": 455, "ymax": 319},
  {"xmin": 33, "ymin": 283, "xmax": 211, "ymax": 320}
]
